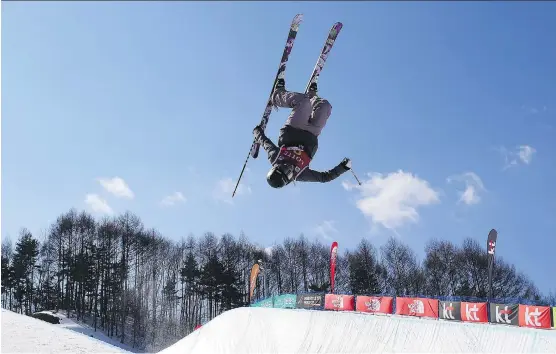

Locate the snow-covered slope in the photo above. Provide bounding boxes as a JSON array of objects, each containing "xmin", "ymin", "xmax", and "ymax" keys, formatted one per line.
[
  {"xmin": 159, "ymin": 307, "xmax": 556, "ymax": 354},
  {"xmin": 33, "ymin": 310, "xmax": 137, "ymax": 352},
  {"xmin": 1, "ymin": 309, "xmax": 129, "ymax": 353}
]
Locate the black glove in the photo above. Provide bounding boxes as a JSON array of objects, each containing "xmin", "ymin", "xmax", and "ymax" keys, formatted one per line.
[
  {"xmin": 253, "ymin": 125, "xmax": 264, "ymax": 142},
  {"xmin": 340, "ymin": 157, "xmax": 352, "ymax": 170}
]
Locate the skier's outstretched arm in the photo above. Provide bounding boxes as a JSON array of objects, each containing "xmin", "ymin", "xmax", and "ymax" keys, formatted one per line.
[
  {"xmin": 296, "ymin": 158, "xmax": 352, "ymax": 183},
  {"xmin": 253, "ymin": 126, "xmax": 279, "ymax": 163}
]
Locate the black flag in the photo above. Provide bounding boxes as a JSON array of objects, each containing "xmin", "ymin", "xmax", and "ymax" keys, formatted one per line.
[{"xmin": 486, "ymin": 229, "xmax": 498, "ymax": 299}]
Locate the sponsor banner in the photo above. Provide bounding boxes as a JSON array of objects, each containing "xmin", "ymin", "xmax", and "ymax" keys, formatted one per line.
[
  {"xmin": 518, "ymin": 304, "xmax": 552, "ymax": 329},
  {"xmin": 460, "ymin": 302, "xmax": 488, "ymax": 323},
  {"xmin": 439, "ymin": 301, "xmax": 461, "ymax": 321},
  {"xmin": 324, "ymin": 294, "xmax": 355, "ymax": 311},
  {"xmin": 356, "ymin": 296, "xmax": 393, "ymax": 314},
  {"xmin": 251, "ymin": 297, "xmax": 273, "ymax": 308},
  {"xmin": 296, "ymin": 293, "xmax": 325, "ymax": 310},
  {"xmin": 273, "ymin": 294, "xmax": 297, "ymax": 309},
  {"xmin": 395, "ymin": 297, "xmax": 439, "ymax": 318},
  {"xmin": 489, "ymin": 303, "xmax": 519, "ymax": 326}
]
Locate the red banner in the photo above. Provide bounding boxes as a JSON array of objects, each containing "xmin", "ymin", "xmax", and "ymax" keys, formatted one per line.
[
  {"xmin": 324, "ymin": 294, "xmax": 355, "ymax": 311},
  {"xmin": 330, "ymin": 242, "xmax": 338, "ymax": 293},
  {"xmin": 356, "ymin": 296, "xmax": 393, "ymax": 314},
  {"xmin": 518, "ymin": 304, "xmax": 552, "ymax": 329},
  {"xmin": 460, "ymin": 302, "xmax": 488, "ymax": 323},
  {"xmin": 395, "ymin": 297, "xmax": 439, "ymax": 318}
]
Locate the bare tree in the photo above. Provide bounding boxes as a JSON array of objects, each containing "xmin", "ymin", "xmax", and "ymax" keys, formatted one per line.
[
  {"xmin": 423, "ymin": 239, "xmax": 460, "ymax": 296},
  {"xmin": 348, "ymin": 239, "xmax": 382, "ymax": 295},
  {"xmin": 380, "ymin": 237, "xmax": 422, "ymax": 296}
]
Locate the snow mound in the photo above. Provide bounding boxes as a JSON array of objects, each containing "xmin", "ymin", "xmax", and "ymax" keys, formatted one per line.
[
  {"xmin": 159, "ymin": 307, "xmax": 556, "ymax": 354},
  {"xmin": 1, "ymin": 309, "xmax": 129, "ymax": 353}
]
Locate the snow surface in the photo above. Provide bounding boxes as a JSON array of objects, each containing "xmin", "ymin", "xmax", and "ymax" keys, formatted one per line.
[
  {"xmin": 33, "ymin": 310, "xmax": 136, "ymax": 353},
  {"xmin": 159, "ymin": 307, "xmax": 556, "ymax": 354},
  {"xmin": 3, "ymin": 306, "xmax": 556, "ymax": 353},
  {"xmin": 1, "ymin": 309, "xmax": 129, "ymax": 353}
]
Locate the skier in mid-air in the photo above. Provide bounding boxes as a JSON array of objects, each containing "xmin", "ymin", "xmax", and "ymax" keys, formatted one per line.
[{"xmin": 253, "ymin": 77, "xmax": 352, "ymax": 188}]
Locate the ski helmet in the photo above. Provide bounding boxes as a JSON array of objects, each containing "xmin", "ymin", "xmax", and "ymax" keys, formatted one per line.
[{"xmin": 266, "ymin": 163, "xmax": 294, "ymax": 188}]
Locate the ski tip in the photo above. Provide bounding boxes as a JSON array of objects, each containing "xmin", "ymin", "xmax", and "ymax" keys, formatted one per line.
[{"xmin": 293, "ymin": 14, "xmax": 304, "ymax": 23}]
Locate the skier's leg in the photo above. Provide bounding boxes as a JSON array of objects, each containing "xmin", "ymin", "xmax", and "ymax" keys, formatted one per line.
[
  {"xmin": 305, "ymin": 96, "xmax": 332, "ymax": 137},
  {"xmin": 271, "ymin": 79, "xmax": 313, "ymax": 131},
  {"xmin": 282, "ymin": 93, "xmax": 313, "ymax": 131},
  {"xmin": 271, "ymin": 89, "xmax": 310, "ymax": 110},
  {"xmin": 271, "ymin": 78, "xmax": 310, "ymax": 110}
]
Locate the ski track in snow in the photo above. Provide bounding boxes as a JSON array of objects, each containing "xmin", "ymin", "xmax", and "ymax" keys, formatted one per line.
[
  {"xmin": 159, "ymin": 307, "xmax": 556, "ymax": 354},
  {"xmin": 1, "ymin": 309, "xmax": 130, "ymax": 353}
]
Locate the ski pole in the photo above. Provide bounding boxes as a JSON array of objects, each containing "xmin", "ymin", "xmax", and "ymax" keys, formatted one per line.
[
  {"xmin": 232, "ymin": 141, "xmax": 255, "ymax": 198},
  {"xmin": 350, "ymin": 168, "xmax": 362, "ymax": 186}
]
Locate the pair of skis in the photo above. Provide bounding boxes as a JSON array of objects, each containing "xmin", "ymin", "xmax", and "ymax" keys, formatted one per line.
[{"xmin": 232, "ymin": 15, "xmax": 345, "ymax": 197}]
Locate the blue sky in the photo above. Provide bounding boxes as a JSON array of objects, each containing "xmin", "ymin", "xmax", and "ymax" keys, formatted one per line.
[{"xmin": 2, "ymin": 2, "xmax": 555, "ymax": 294}]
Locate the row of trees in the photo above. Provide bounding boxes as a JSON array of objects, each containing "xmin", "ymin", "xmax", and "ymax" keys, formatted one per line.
[{"xmin": 1, "ymin": 208, "xmax": 553, "ymax": 352}]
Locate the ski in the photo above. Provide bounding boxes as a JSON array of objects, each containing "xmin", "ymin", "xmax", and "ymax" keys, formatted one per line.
[
  {"xmin": 304, "ymin": 22, "xmax": 343, "ymax": 95},
  {"xmin": 232, "ymin": 14, "xmax": 303, "ymax": 197},
  {"xmin": 303, "ymin": 22, "xmax": 362, "ymax": 187},
  {"xmin": 251, "ymin": 14, "xmax": 304, "ymax": 159}
]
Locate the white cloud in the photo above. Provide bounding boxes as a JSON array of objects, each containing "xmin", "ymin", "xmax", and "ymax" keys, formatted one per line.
[
  {"xmin": 343, "ymin": 170, "xmax": 440, "ymax": 230},
  {"xmin": 446, "ymin": 172, "xmax": 485, "ymax": 205},
  {"xmin": 313, "ymin": 220, "xmax": 338, "ymax": 241},
  {"xmin": 213, "ymin": 177, "xmax": 252, "ymax": 204},
  {"xmin": 497, "ymin": 145, "xmax": 537, "ymax": 169},
  {"xmin": 160, "ymin": 192, "xmax": 186, "ymax": 207},
  {"xmin": 97, "ymin": 177, "xmax": 134, "ymax": 199},
  {"xmin": 517, "ymin": 145, "xmax": 536, "ymax": 164},
  {"xmin": 85, "ymin": 194, "xmax": 113, "ymax": 215}
]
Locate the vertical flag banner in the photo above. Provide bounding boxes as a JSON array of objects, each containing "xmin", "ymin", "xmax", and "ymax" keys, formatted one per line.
[
  {"xmin": 330, "ymin": 241, "xmax": 338, "ymax": 294},
  {"xmin": 487, "ymin": 229, "xmax": 498, "ymax": 299},
  {"xmin": 249, "ymin": 263, "xmax": 260, "ymax": 303}
]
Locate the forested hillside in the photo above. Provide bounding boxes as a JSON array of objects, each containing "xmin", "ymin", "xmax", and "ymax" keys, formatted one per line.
[{"xmin": 1, "ymin": 208, "xmax": 552, "ymax": 352}]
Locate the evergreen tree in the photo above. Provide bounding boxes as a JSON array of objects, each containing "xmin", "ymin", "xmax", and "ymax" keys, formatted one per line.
[{"xmin": 12, "ymin": 229, "xmax": 40, "ymax": 314}]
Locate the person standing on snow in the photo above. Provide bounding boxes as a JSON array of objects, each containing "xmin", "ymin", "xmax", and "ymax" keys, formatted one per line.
[{"xmin": 253, "ymin": 78, "xmax": 352, "ymax": 188}]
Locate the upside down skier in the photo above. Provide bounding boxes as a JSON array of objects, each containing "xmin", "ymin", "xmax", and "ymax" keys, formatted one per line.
[{"xmin": 253, "ymin": 77, "xmax": 352, "ymax": 188}]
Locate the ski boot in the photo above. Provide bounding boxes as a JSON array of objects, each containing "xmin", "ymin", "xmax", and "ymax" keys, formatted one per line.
[
  {"xmin": 271, "ymin": 78, "xmax": 286, "ymax": 110},
  {"xmin": 274, "ymin": 77, "xmax": 286, "ymax": 92},
  {"xmin": 308, "ymin": 82, "xmax": 318, "ymax": 97}
]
